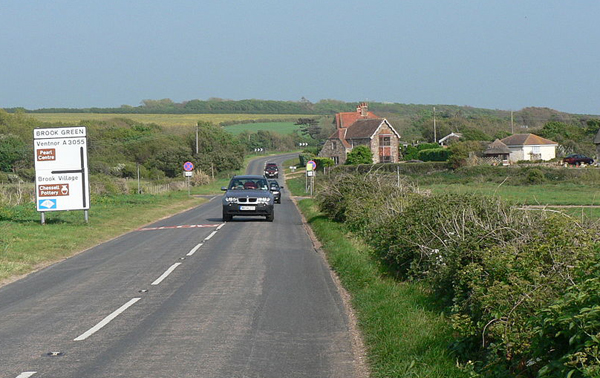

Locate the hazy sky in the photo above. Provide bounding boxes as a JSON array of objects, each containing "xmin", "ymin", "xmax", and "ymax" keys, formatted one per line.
[{"xmin": 1, "ymin": 1, "xmax": 599, "ymax": 114}]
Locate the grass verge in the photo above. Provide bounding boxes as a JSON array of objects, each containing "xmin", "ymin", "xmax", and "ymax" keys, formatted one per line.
[
  {"xmin": 0, "ymin": 191, "xmax": 206, "ymax": 284},
  {"xmin": 295, "ymin": 198, "xmax": 468, "ymax": 378}
]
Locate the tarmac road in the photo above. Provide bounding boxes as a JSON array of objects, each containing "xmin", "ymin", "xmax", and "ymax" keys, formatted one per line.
[{"xmin": 0, "ymin": 153, "xmax": 363, "ymax": 378}]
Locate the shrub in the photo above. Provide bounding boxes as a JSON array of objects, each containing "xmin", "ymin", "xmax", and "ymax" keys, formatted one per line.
[
  {"xmin": 525, "ymin": 168, "xmax": 547, "ymax": 184},
  {"xmin": 312, "ymin": 157, "xmax": 335, "ymax": 171},
  {"xmin": 345, "ymin": 145, "xmax": 373, "ymax": 165},
  {"xmin": 417, "ymin": 148, "xmax": 450, "ymax": 162},
  {"xmin": 316, "ymin": 168, "xmax": 600, "ymax": 376}
]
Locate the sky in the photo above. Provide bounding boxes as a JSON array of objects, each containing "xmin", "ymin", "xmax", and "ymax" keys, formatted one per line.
[{"xmin": 1, "ymin": 0, "xmax": 599, "ymax": 114}]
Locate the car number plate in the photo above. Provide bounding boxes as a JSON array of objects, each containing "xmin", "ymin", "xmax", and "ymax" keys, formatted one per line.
[{"xmin": 240, "ymin": 206, "xmax": 256, "ymax": 211}]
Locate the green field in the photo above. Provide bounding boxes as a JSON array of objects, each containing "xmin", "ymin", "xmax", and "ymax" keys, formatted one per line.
[
  {"xmin": 224, "ymin": 121, "xmax": 299, "ymax": 135},
  {"xmin": 27, "ymin": 113, "xmax": 309, "ymax": 129}
]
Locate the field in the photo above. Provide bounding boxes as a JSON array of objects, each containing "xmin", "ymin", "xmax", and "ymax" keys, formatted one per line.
[
  {"xmin": 28, "ymin": 113, "xmax": 308, "ymax": 129},
  {"xmin": 224, "ymin": 121, "xmax": 299, "ymax": 135}
]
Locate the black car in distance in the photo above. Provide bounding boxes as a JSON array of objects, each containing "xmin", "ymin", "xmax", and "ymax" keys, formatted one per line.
[
  {"xmin": 268, "ymin": 179, "xmax": 283, "ymax": 204},
  {"xmin": 264, "ymin": 162, "xmax": 279, "ymax": 178},
  {"xmin": 221, "ymin": 175, "xmax": 274, "ymax": 222}
]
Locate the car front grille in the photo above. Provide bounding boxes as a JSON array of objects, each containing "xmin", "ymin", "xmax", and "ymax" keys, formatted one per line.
[{"xmin": 237, "ymin": 197, "xmax": 258, "ymax": 203}]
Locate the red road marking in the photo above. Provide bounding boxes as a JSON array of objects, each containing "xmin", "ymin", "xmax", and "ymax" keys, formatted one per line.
[{"xmin": 137, "ymin": 224, "xmax": 221, "ymax": 231}]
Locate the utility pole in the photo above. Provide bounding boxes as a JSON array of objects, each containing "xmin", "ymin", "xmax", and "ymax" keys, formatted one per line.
[
  {"xmin": 510, "ymin": 111, "xmax": 514, "ymax": 134},
  {"xmin": 195, "ymin": 123, "xmax": 199, "ymax": 154},
  {"xmin": 433, "ymin": 106, "xmax": 437, "ymax": 143}
]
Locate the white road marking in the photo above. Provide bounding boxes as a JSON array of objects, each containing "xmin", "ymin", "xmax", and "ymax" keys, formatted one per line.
[
  {"xmin": 204, "ymin": 231, "xmax": 218, "ymax": 241},
  {"xmin": 187, "ymin": 243, "xmax": 203, "ymax": 256},
  {"xmin": 151, "ymin": 263, "xmax": 182, "ymax": 286},
  {"xmin": 74, "ymin": 298, "xmax": 141, "ymax": 341},
  {"xmin": 16, "ymin": 373, "xmax": 36, "ymax": 378},
  {"xmin": 216, "ymin": 223, "xmax": 225, "ymax": 230}
]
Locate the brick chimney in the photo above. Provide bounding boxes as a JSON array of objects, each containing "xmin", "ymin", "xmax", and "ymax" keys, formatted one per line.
[{"xmin": 359, "ymin": 102, "xmax": 368, "ymax": 117}]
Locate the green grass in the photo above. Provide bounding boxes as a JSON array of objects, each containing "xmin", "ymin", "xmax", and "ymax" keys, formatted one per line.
[
  {"xmin": 296, "ymin": 198, "xmax": 468, "ymax": 377},
  {"xmin": 223, "ymin": 121, "xmax": 300, "ymax": 135},
  {"xmin": 423, "ymin": 182, "xmax": 600, "ymax": 211}
]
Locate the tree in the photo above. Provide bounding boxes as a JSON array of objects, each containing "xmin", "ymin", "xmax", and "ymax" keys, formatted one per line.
[
  {"xmin": 192, "ymin": 121, "xmax": 245, "ymax": 172},
  {"xmin": 345, "ymin": 146, "xmax": 373, "ymax": 165},
  {"xmin": 0, "ymin": 134, "xmax": 29, "ymax": 172},
  {"xmin": 295, "ymin": 118, "xmax": 321, "ymax": 140}
]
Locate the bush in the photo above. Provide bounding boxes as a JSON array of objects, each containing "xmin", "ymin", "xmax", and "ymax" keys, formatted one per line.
[
  {"xmin": 316, "ymin": 169, "xmax": 600, "ymax": 377},
  {"xmin": 345, "ymin": 145, "xmax": 373, "ymax": 165},
  {"xmin": 525, "ymin": 168, "xmax": 546, "ymax": 184},
  {"xmin": 417, "ymin": 148, "xmax": 451, "ymax": 162}
]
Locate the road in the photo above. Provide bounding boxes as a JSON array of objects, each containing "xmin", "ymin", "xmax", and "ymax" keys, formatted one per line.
[{"xmin": 0, "ymin": 153, "xmax": 363, "ymax": 378}]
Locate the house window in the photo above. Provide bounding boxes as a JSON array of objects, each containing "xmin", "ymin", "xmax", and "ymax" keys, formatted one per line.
[
  {"xmin": 379, "ymin": 135, "xmax": 391, "ymax": 146},
  {"xmin": 332, "ymin": 141, "xmax": 337, "ymax": 149},
  {"xmin": 379, "ymin": 155, "xmax": 391, "ymax": 163},
  {"xmin": 333, "ymin": 156, "xmax": 339, "ymax": 165}
]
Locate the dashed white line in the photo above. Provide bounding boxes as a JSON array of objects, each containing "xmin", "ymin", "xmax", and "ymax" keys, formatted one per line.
[
  {"xmin": 74, "ymin": 298, "xmax": 141, "ymax": 341},
  {"xmin": 187, "ymin": 243, "xmax": 203, "ymax": 256},
  {"xmin": 16, "ymin": 372, "xmax": 37, "ymax": 378},
  {"xmin": 216, "ymin": 223, "xmax": 225, "ymax": 230},
  {"xmin": 151, "ymin": 263, "xmax": 182, "ymax": 286},
  {"xmin": 204, "ymin": 231, "xmax": 218, "ymax": 241}
]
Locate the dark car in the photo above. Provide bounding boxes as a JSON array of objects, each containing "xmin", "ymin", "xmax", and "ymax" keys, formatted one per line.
[
  {"xmin": 264, "ymin": 162, "xmax": 279, "ymax": 178},
  {"xmin": 563, "ymin": 154, "xmax": 594, "ymax": 165},
  {"xmin": 268, "ymin": 179, "xmax": 283, "ymax": 204},
  {"xmin": 221, "ymin": 175, "xmax": 274, "ymax": 222}
]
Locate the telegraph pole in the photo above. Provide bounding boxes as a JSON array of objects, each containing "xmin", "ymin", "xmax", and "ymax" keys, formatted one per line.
[
  {"xmin": 195, "ymin": 123, "xmax": 199, "ymax": 154},
  {"xmin": 511, "ymin": 111, "xmax": 514, "ymax": 134},
  {"xmin": 433, "ymin": 106, "xmax": 437, "ymax": 143}
]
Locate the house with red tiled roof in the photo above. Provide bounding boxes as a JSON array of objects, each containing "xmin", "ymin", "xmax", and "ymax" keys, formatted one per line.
[
  {"xmin": 319, "ymin": 103, "xmax": 401, "ymax": 164},
  {"xmin": 500, "ymin": 133, "xmax": 558, "ymax": 162}
]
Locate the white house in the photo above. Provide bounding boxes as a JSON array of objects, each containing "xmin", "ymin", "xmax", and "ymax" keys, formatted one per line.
[{"xmin": 500, "ymin": 134, "xmax": 558, "ymax": 162}]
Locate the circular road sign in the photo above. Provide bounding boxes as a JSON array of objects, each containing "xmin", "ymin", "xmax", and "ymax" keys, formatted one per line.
[
  {"xmin": 306, "ymin": 160, "xmax": 317, "ymax": 171},
  {"xmin": 183, "ymin": 161, "xmax": 194, "ymax": 171}
]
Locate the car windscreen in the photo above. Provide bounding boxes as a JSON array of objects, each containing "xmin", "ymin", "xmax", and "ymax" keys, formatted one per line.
[{"xmin": 229, "ymin": 179, "xmax": 269, "ymax": 190}]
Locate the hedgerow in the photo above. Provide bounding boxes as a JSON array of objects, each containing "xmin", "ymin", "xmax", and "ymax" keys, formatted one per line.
[{"xmin": 316, "ymin": 171, "xmax": 600, "ymax": 377}]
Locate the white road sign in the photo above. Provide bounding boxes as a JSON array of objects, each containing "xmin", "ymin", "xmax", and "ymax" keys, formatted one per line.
[{"xmin": 34, "ymin": 127, "xmax": 90, "ymax": 212}]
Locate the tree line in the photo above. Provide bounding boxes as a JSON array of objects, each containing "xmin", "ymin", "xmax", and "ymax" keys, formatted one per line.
[{"xmin": 0, "ymin": 110, "xmax": 305, "ymax": 184}]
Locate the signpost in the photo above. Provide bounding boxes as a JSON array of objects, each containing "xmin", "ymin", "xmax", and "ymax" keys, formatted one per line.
[
  {"xmin": 34, "ymin": 127, "xmax": 90, "ymax": 224},
  {"xmin": 183, "ymin": 161, "xmax": 194, "ymax": 195},
  {"xmin": 306, "ymin": 160, "xmax": 317, "ymax": 196}
]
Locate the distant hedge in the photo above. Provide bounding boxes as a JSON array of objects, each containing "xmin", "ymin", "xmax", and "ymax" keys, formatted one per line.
[{"xmin": 417, "ymin": 148, "xmax": 450, "ymax": 162}]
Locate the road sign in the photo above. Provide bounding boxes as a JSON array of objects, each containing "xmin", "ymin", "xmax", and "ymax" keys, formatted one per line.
[
  {"xmin": 183, "ymin": 161, "xmax": 194, "ymax": 171},
  {"xmin": 34, "ymin": 127, "xmax": 90, "ymax": 212},
  {"xmin": 306, "ymin": 160, "xmax": 317, "ymax": 171}
]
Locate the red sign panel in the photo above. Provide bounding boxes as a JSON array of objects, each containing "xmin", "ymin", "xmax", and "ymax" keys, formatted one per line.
[
  {"xmin": 38, "ymin": 184, "xmax": 70, "ymax": 197},
  {"xmin": 37, "ymin": 148, "xmax": 56, "ymax": 161}
]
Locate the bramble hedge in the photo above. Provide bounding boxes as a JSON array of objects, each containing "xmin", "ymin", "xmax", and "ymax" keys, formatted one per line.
[{"xmin": 316, "ymin": 171, "xmax": 600, "ymax": 377}]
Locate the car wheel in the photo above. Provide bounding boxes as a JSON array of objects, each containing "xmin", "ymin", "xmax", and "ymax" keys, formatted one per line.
[
  {"xmin": 223, "ymin": 213, "xmax": 232, "ymax": 222},
  {"xmin": 266, "ymin": 213, "xmax": 274, "ymax": 222}
]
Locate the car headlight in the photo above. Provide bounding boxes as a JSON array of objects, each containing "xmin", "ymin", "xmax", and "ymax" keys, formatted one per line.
[
  {"xmin": 225, "ymin": 197, "xmax": 237, "ymax": 203},
  {"xmin": 272, "ymin": 191, "xmax": 280, "ymax": 195},
  {"xmin": 256, "ymin": 197, "xmax": 271, "ymax": 203}
]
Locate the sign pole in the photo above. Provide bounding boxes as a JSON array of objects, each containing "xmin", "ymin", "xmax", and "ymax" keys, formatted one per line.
[{"xmin": 40, "ymin": 212, "xmax": 45, "ymax": 225}]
